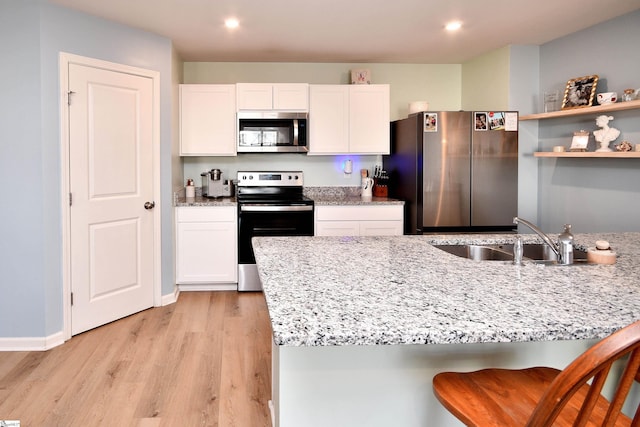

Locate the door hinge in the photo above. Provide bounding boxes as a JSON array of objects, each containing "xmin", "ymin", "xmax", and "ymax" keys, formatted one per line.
[
  {"xmin": 71, "ymin": 292, "xmax": 74, "ymax": 306},
  {"xmin": 69, "ymin": 192, "xmax": 73, "ymax": 206},
  {"xmin": 67, "ymin": 91, "xmax": 75, "ymax": 106}
]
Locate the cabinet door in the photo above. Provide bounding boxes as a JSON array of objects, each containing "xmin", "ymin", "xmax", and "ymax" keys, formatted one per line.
[
  {"xmin": 349, "ymin": 84, "xmax": 390, "ymax": 154},
  {"xmin": 236, "ymin": 83, "xmax": 273, "ymax": 110},
  {"xmin": 273, "ymin": 83, "xmax": 309, "ymax": 110},
  {"xmin": 176, "ymin": 207, "xmax": 238, "ymax": 284},
  {"xmin": 176, "ymin": 221, "xmax": 237, "ymax": 283},
  {"xmin": 180, "ymin": 84, "xmax": 236, "ymax": 156},
  {"xmin": 308, "ymin": 85, "xmax": 350, "ymax": 154}
]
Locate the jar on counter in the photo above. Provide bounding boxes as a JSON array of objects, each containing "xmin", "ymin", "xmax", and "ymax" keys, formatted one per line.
[
  {"xmin": 185, "ymin": 178, "xmax": 195, "ymax": 199},
  {"xmin": 623, "ymin": 89, "xmax": 635, "ymax": 102}
]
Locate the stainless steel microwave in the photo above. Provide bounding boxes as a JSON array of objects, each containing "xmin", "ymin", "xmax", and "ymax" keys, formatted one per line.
[{"xmin": 237, "ymin": 111, "xmax": 308, "ymax": 153}]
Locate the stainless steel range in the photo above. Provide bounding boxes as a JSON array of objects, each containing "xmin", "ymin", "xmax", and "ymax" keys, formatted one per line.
[{"xmin": 236, "ymin": 171, "xmax": 314, "ymax": 291}]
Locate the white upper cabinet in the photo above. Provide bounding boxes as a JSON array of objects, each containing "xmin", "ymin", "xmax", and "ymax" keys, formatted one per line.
[
  {"xmin": 236, "ymin": 83, "xmax": 309, "ymax": 111},
  {"xmin": 308, "ymin": 84, "xmax": 390, "ymax": 155},
  {"xmin": 349, "ymin": 84, "xmax": 390, "ymax": 154},
  {"xmin": 179, "ymin": 84, "xmax": 236, "ymax": 156},
  {"xmin": 308, "ymin": 85, "xmax": 350, "ymax": 153}
]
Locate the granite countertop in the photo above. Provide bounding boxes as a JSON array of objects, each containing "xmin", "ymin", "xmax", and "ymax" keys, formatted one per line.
[
  {"xmin": 311, "ymin": 195, "xmax": 403, "ymax": 205},
  {"xmin": 173, "ymin": 186, "xmax": 404, "ymax": 206},
  {"xmin": 252, "ymin": 232, "xmax": 640, "ymax": 347},
  {"xmin": 305, "ymin": 186, "xmax": 403, "ymax": 206},
  {"xmin": 174, "ymin": 195, "xmax": 237, "ymax": 207}
]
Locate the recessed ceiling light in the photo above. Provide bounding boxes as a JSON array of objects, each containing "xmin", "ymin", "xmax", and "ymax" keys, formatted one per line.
[
  {"xmin": 225, "ymin": 18, "xmax": 239, "ymax": 29},
  {"xmin": 445, "ymin": 21, "xmax": 462, "ymax": 31}
]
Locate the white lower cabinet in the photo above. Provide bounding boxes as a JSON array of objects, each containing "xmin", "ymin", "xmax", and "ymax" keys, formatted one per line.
[
  {"xmin": 315, "ymin": 205, "xmax": 404, "ymax": 236},
  {"xmin": 176, "ymin": 206, "xmax": 238, "ymax": 289}
]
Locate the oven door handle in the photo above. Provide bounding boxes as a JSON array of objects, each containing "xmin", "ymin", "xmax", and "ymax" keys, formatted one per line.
[{"xmin": 240, "ymin": 204, "xmax": 314, "ymax": 212}]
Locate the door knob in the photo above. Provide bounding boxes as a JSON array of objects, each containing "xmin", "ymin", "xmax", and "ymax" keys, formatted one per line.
[{"xmin": 144, "ymin": 201, "xmax": 155, "ymax": 210}]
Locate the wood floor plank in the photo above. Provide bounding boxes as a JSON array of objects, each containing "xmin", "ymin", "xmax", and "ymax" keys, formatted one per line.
[{"xmin": 0, "ymin": 291, "xmax": 272, "ymax": 426}]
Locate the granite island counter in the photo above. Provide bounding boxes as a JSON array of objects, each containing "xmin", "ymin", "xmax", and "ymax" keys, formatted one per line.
[{"xmin": 253, "ymin": 233, "xmax": 640, "ymax": 427}]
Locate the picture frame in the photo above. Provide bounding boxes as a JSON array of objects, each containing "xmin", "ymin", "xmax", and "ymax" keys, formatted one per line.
[
  {"xmin": 424, "ymin": 113, "xmax": 437, "ymax": 132},
  {"xmin": 488, "ymin": 111, "xmax": 505, "ymax": 130},
  {"xmin": 474, "ymin": 112, "xmax": 488, "ymax": 131},
  {"xmin": 569, "ymin": 130, "xmax": 590, "ymax": 152},
  {"xmin": 561, "ymin": 75, "xmax": 599, "ymax": 110},
  {"xmin": 350, "ymin": 69, "xmax": 371, "ymax": 84}
]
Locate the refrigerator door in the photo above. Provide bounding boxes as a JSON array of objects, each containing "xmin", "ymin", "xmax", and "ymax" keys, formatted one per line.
[
  {"xmin": 422, "ymin": 111, "xmax": 471, "ymax": 227},
  {"xmin": 387, "ymin": 115, "xmax": 423, "ymax": 234},
  {"xmin": 471, "ymin": 112, "xmax": 518, "ymax": 227}
]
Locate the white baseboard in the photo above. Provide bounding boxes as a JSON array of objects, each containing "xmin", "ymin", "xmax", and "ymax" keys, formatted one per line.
[
  {"xmin": 178, "ymin": 283, "xmax": 238, "ymax": 292},
  {"xmin": 161, "ymin": 286, "xmax": 180, "ymax": 306},
  {"xmin": 2, "ymin": 288, "xmax": 182, "ymax": 352},
  {"xmin": 2, "ymin": 287, "xmax": 185, "ymax": 352},
  {"xmin": 268, "ymin": 400, "xmax": 275, "ymax": 427},
  {"xmin": 0, "ymin": 330, "xmax": 65, "ymax": 352}
]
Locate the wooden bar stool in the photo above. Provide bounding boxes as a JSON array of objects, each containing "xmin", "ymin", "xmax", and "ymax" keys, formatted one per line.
[{"xmin": 433, "ymin": 321, "xmax": 640, "ymax": 426}]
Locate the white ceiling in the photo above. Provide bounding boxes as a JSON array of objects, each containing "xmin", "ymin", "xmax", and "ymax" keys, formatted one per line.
[{"xmin": 48, "ymin": 0, "xmax": 640, "ymax": 63}]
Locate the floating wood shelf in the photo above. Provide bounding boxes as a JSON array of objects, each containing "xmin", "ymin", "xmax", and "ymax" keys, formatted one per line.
[
  {"xmin": 520, "ymin": 99, "xmax": 640, "ymax": 121},
  {"xmin": 534, "ymin": 151, "xmax": 640, "ymax": 158}
]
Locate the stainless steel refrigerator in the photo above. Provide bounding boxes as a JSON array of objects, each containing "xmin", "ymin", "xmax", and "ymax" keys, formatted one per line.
[{"xmin": 383, "ymin": 111, "xmax": 518, "ymax": 234}]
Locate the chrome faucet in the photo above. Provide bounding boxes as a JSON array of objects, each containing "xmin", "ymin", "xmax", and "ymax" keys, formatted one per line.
[{"xmin": 513, "ymin": 217, "xmax": 573, "ymax": 265}]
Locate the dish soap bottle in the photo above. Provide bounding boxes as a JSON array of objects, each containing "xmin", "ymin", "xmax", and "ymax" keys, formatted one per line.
[{"xmin": 558, "ymin": 224, "xmax": 574, "ymax": 265}]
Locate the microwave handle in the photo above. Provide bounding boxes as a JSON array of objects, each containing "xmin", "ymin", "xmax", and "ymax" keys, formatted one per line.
[{"xmin": 293, "ymin": 119, "xmax": 299, "ymax": 147}]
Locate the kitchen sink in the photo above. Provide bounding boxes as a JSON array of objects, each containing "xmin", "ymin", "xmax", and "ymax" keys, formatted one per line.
[
  {"xmin": 433, "ymin": 243, "xmax": 588, "ymax": 264},
  {"xmin": 433, "ymin": 244, "xmax": 513, "ymax": 261}
]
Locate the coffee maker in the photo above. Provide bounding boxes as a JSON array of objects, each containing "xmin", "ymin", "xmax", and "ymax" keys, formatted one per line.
[{"xmin": 201, "ymin": 169, "xmax": 233, "ymax": 198}]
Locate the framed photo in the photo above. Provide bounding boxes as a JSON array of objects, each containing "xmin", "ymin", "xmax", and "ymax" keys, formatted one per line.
[
  {"xmin": 561, "ymin": 75, "xmax": 599, "ymax": 110},
  {"xmin": 424, "ymin": 113, "xmax": 437, "ymax": 132},
  {"xmin": 474, "ymin": 112, "xmax": 488, "ymax": 131},
  {"xmin": 350, "ymin": 69, "xmax": 371, "ymax": 84},
  {"xmin": 488, "ymin": 111, "xmax": 505, "ymax": 130},
  {"xmin": 569, "ymin": 130, "xmax": 590, "ymax": 152}
]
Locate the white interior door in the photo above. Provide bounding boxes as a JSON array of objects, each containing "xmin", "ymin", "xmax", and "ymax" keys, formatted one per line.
[{"xmin": 68, "ymin": 63, "xmax": 154, "ymax": 335}]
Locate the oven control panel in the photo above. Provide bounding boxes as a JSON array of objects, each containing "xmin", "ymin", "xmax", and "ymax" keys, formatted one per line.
[{"xmin": 237, "ymin": 171, "xmax": 304, "ymax": 187}]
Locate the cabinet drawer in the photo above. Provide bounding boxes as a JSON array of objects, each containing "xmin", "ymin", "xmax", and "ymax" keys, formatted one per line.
[
  {"xmin": 176, "ymin": 206, "xmax": 236, "ymax": 223},
  {"xmin": 359, "ymin": 221, "xmax": 403, "ymax": 236},
  {"xmin": 316, "ymin": 205, "xmax": 403, "ymax": 221},
  {"xmin": 315, "ymin": 221, "xmax": 360, "ymax": 236}
]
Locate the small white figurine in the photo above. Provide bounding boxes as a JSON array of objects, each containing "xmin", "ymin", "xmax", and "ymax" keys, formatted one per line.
[{"xmin": 593, "ymin": 115, "xmax": 620, "ymax": 152}]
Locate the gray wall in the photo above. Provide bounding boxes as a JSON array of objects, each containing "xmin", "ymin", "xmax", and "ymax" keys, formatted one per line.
[
  {"xmin": 508, "ymin": 46, "xmax": 541, "ymax": 228},
  {"xmin": 0, "ymin": 0, "xmax": 47, "ymax": 338},
  {"xmin": 536, "ymin": 10, "xmax": 640, "ymax": 232},
  {"xmin": 0, "ymin": 0, "xmax": 176, "ymax": 338}
]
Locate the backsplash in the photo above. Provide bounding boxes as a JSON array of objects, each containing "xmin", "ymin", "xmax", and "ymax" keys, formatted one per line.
[
  {"xmin": 182, "ymin": 154, "xmax": 381, "ymax": 187},
  {"xmin": 173, "ymin": 185, "xmax": 362, "ymax": 205},
  {"xmin": 304, "ymin": 186, "xmax": 361, "ymax": 198}
]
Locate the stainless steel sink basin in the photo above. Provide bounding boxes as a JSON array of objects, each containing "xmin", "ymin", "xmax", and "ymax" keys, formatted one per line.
[
  {"xmin": 433, "ymin": 244, "xmax": 513, "ymax": 261},
  {"xmin": 433, "ymin": 243, "xmax": 588, "ymax": 264}
]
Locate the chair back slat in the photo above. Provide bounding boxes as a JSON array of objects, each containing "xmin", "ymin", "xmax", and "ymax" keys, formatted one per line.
[
  {"xmin": 574, "ymin": 364, "xmax": 613, "ymax": 427},
  {"xmin": 632, "ymin": 402, "xmax": 640, "ymax": 427},
  {"xmin": 603, "ymin": 350, "xmax": 640, "ymax": 427},
  {"xmin": 526, "ymin": 321, "xmax": 640, "ymax": 427}
]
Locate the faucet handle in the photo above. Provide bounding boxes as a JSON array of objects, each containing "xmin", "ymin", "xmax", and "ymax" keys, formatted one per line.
[
  {"xmin": 513, "ymin": 236, "xmax": 523, "ymax": 265},
  {"xmin": 558, "ymin": 224, "xmax": 574, "ymax": 265}
]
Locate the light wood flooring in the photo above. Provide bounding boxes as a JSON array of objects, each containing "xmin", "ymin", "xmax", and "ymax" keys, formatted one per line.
[{"xmin": 0, "ymin": 291, "xmax": 272, "ymax": 426}]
